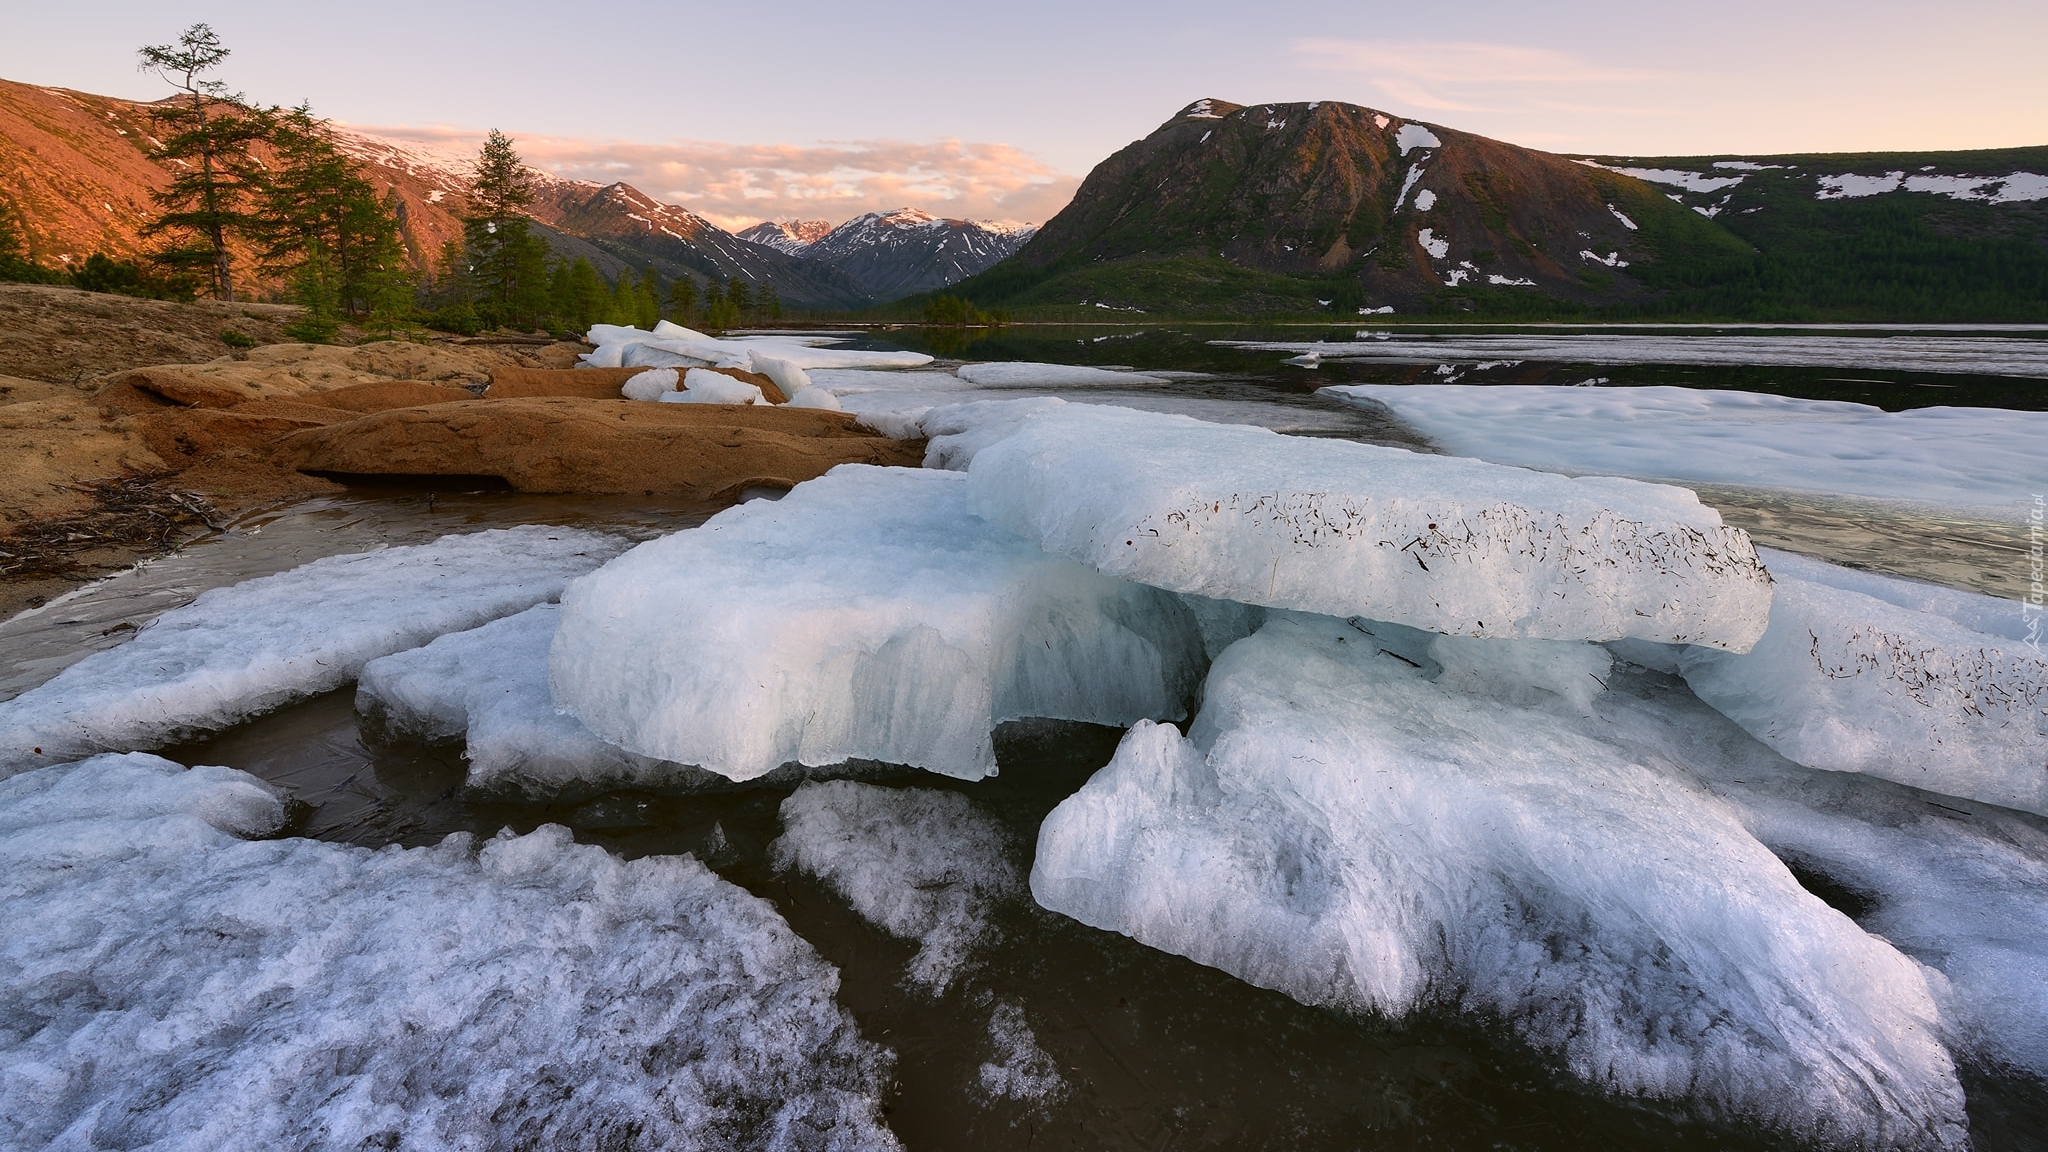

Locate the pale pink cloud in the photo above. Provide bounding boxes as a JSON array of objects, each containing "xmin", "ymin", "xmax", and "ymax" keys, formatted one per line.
[{"xmin": 342, "ymin": 124, "xmax": 1080, "ymax": 232}]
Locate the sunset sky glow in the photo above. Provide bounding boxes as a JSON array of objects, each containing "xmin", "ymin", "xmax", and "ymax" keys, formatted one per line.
[{"xmin": 6, "ymin": 0, "xmax": 2043, "ymax": 231}]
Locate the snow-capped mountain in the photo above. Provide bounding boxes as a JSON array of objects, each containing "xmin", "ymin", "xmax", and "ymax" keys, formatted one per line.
[
  {"xmin": 741, "ymin": 207, "xmax": 1037, "ymax": 301},
  {"xmin": 736, "ymin": 220, "xmax": 833, "ymax": 255}
]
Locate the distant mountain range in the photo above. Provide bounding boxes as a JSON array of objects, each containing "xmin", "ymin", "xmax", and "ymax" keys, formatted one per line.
[
  {"xmin": 6, "ymin": 76, "xmax": 2043, "ymax": 320},
  {"xmin": 0, "ymin": 78, "xmax": 1024, "ymax": 309},
  {"xmin": 951, "ymin": 98, "xmax": 2048, "ymax": 321},
  {"xmin": 743, "ymin": 209, "xmax": 1035, "ymax": 300}
]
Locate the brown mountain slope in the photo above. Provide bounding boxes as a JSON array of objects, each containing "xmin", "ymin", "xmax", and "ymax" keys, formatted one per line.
[
  {"xmin": 966, "ymin": 98, "xmax": 1750, "ymax": 313},
  {"xmin": 0, "ymin": 79, "xmax": 197, "ymax": 267}
]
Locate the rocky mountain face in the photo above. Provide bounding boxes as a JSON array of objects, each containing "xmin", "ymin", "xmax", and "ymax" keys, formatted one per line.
[
  {"xmin": 0, "ymin": 79, "xmax": 871, "ymax": 309},
  {"xmin": 736, "ymin": 220, "xmax": 832, "ymax": 255},
  {"xmin": 966, "ymin": 98, "xmax": 1737, "ymax": 314},
  {"xmin": 740, "ymin": 208, "xmax": 1036, "ymax": 301},
  {"xmin": 955, "ymin": 97, "xmax": 2048, "ymax": 319}
]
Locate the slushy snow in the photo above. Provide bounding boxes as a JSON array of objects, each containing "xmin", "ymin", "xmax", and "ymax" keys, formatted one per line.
[
  {"xmin": 1678, "ymin": 547, "xmax": 2048, "ymax": 815},
  {"xmin": 1032, "ymin": 616, "xmax": 1968, "ymax": 1148},
  {"xmin": 773, "ymin": 780, "xmax": 1021, "ymax": 992},
  {"xmin": 1238, "ymin": 333, "xmax": 2048, "ymax": 378},
  {"xmin": 0, "ymin": 753, "xmax": 899, "ymax": 1151},
  {"xmin": 0, "ymin": 527, "xmax": 627, "ymax": 774},
  {"xmin": 551, "ymin": 465, "xmax": 1210, "ymax": 781},
  {"xmin": 978, "ymin": 1001, "xmax": 1067, "ymax": 1105},
  {"xmin": 1323, "ymin": 383, "xmax": 2042, "ymax": 516},
  {"xmin": 924, "ymin": 399, "xmax": 1772, "ymax": 648}
]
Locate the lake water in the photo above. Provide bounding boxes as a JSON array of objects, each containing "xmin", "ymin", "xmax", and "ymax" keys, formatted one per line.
[{"xmin": 5, "ymin": 324, "xmax": 2043, "ymax": 1150}]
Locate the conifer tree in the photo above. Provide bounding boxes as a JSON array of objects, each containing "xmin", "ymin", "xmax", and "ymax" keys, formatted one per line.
[
  {"xmin": 137, "ymin": 24, "xmax": 270, "ymax": 301},
  {"xmin": 253, "ymin": 104, "xmax": 411, "ymax": 332},
  {"xmin": 758, "ymin": 283, "xmax": 783, "ymax": 322},
  {"xmin": 726, "ymin": 277, "xmax": 754, "ymax": 322},
  {"xmin": 671, "ymin": 276, "xmax": 698, "ymax": 323},
  {"xmin": 461, "ymin": 130, "xmax": 551, "ymax": 330}
]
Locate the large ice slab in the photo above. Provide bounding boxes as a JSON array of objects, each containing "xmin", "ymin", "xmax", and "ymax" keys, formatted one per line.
[
  {"xmin": 1677, "ymin": 548, "xmax": 2048, "ymax": 815},
  {"xmin": 925, "ymin": 399, "xmax": 1772, "ymax": 649},
  {"xmin": 1321, "ymin": 383, "xmax": 2040, "ymax": 516},
  {"xmin": 358, "ymin": 605, "xmax": 901, "ymax": 796},
  {"xmin": 1033, "ymin": 616, "xmax": 1966, "ymax": 1147},
  {"xmin": 0, "ymin": 527, "xmax": 628, "ymax": 775},
  {"xmin": 0, "ymin": 753, "xmax": 898, "ymax": 1151},
  {"xmin": 550, "ymin": 465, "xmax": 1210, "ymax": 781},
  {"xmin": 773, "ymin": 780, "xmax": 1020, "ymax": 992}
]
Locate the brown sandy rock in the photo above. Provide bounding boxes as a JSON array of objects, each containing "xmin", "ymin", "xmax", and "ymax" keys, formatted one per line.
[
  {"xmin": 0, "ymin": 397, "xmax": 167, "ymax": 527},
  {"xmin": 95, "ymin": 367, "xmax": 257, "ymax": 413},
  {"xmin": 274, "ymin": 397, "xmax": 925, "ymax": 498},
  {"xmin": 484, "ymin": 366, "xmax": 651, "ymax": 399},
  {"xmin": 138, "ymin": 407, "xmax": 343, "ymax": 468},
  {"xmin": 303, "ymin": 380, "xmax": 477, "ymax": 412},
  {"xmin": 0, "ymin": 375, "xmax": 78, "ymax": 407}
]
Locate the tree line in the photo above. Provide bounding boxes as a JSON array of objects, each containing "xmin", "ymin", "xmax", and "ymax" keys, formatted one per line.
[{"xmin": 0, "ymin": 24, "xmax": 780, "ymax": 338}]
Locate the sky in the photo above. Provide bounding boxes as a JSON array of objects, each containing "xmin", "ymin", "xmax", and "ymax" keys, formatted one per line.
[{"xmin": 6, "ymin": 0, "xmax": 2045, "ymax": 231}]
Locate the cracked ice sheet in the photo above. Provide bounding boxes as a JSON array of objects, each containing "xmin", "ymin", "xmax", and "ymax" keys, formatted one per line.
[
  {"xmin": 773, "ymin": 780, "xmax": 1020, "ymax": 992},
  {"xmin": 358, "ymin": 605, "xmax": 904, "ymax": 797},
  {"xmin": 1033, "ymin": 616, "xmax": 1967, "ymax": 1149},
  {"xmin": 1230, "ymin": 334, "xmax": 2048, "ymax": 378},
  {"xmin": 0, "ymin": 752, "xmax": 899, "ymax": 1152},
  {"xmin": 550, "ymin": 465, "xmax": 1209, "ymax": 782},
  {"xmin": 1320, "ymin": 383, "xmax": 2042, "ymax": 518},
  {"xmin": 922, "ymin": 399, "xmax": 1771, "ymax": 649},
  {"xmin": 1676, "ymin": 547, "xmax": 2048, "ymax": 816},
  {"xmin": 0, "ymin": 527, "xmax": 628, "ymax": 775}
]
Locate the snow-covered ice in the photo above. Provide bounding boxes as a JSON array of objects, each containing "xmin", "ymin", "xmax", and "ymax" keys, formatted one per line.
[
  {"xmin": 955, "ymin": 362, "xmax": 1170, "ymax": 388},
  {"xmin": 1321, "ymin": 383, "xmax": 2042, "ymax": 516},
  {"xmin": 0, "ymin": 753, "xmax": 899, "ymax": 1151},
  {"xmin": 1032, "ymin": 616, "xmax": 1968, "ymax": 1148},
  {"xmin": 0, "ymin": 527, "xmax": 627, "ymax": 774},
  {"xmin": 1677, "ymin": 548, "xmax": 2048, "ymax": 816},
  {"xmin": 1239, "ymin": 333, "xmax": 2048, "ymax": 378},
  {"xmin": 773, "ymin": 780, "xmax": 1020, "ymax": 992},
  {"xmin": 925, "ymin": 400, "xmax": 1772, "ymax": 649},
  {"xmin": 550, "ymin": 465, "xmax": 1210, "ymax": 781}
]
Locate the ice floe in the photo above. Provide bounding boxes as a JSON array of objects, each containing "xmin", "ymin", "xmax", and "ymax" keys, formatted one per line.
[
  {"xmin": 0, "ymin": 527, "xmax": 627, "ymax": 775},
  {"xmin": 1240, "ymin": 332, "xmax": 2048, "ymax": 378},
  {"xmin": 581, "ymin": 325, "xmax": 933, "ymax": 371},
  {"xmin": 1677, "ymin": 548, "xmax": 2047, "ymax": 816},
  {"xmin": 550, "ymin": 465, "xmax": 1210, "ymax": 781},
  {"xmin": 0, "ymin": 752, "xmax": 899, "ymax": 1151},
  {"xmin": 620, "ymin": 366, "xmax": 678, "ymax": 400},
  {"xmin": 956, "ymin": 362, "xmax": 1170, "ymax": 388},
  {"xmin": 773, "ymin": 780, "xmax": 1020, "ymax": 992},
  {"xmin": 358, "ymin": 605, "xmax": 900, "ymax": 796},
  {"xmin": 1319, "ymin": 383, "xmax": 2041, "ymax": 515},
  {"xmin": 1033, "ymin": 615, "xmax": 1969, "ymax": 1148},
  {"xmin": 924, "ymin": 400, "xmax": 1771, "ymax": 649}
]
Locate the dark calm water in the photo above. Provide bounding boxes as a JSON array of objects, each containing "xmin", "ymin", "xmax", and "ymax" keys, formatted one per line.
[{"xmin": 7, "ymin": 325, "xmax": 2045, "ymax": 1150}]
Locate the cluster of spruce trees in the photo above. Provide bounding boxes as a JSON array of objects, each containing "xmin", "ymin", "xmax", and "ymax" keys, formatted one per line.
[{"xmin": 0, "ymin": 25, "xmax": 776, "ymax": 339}]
